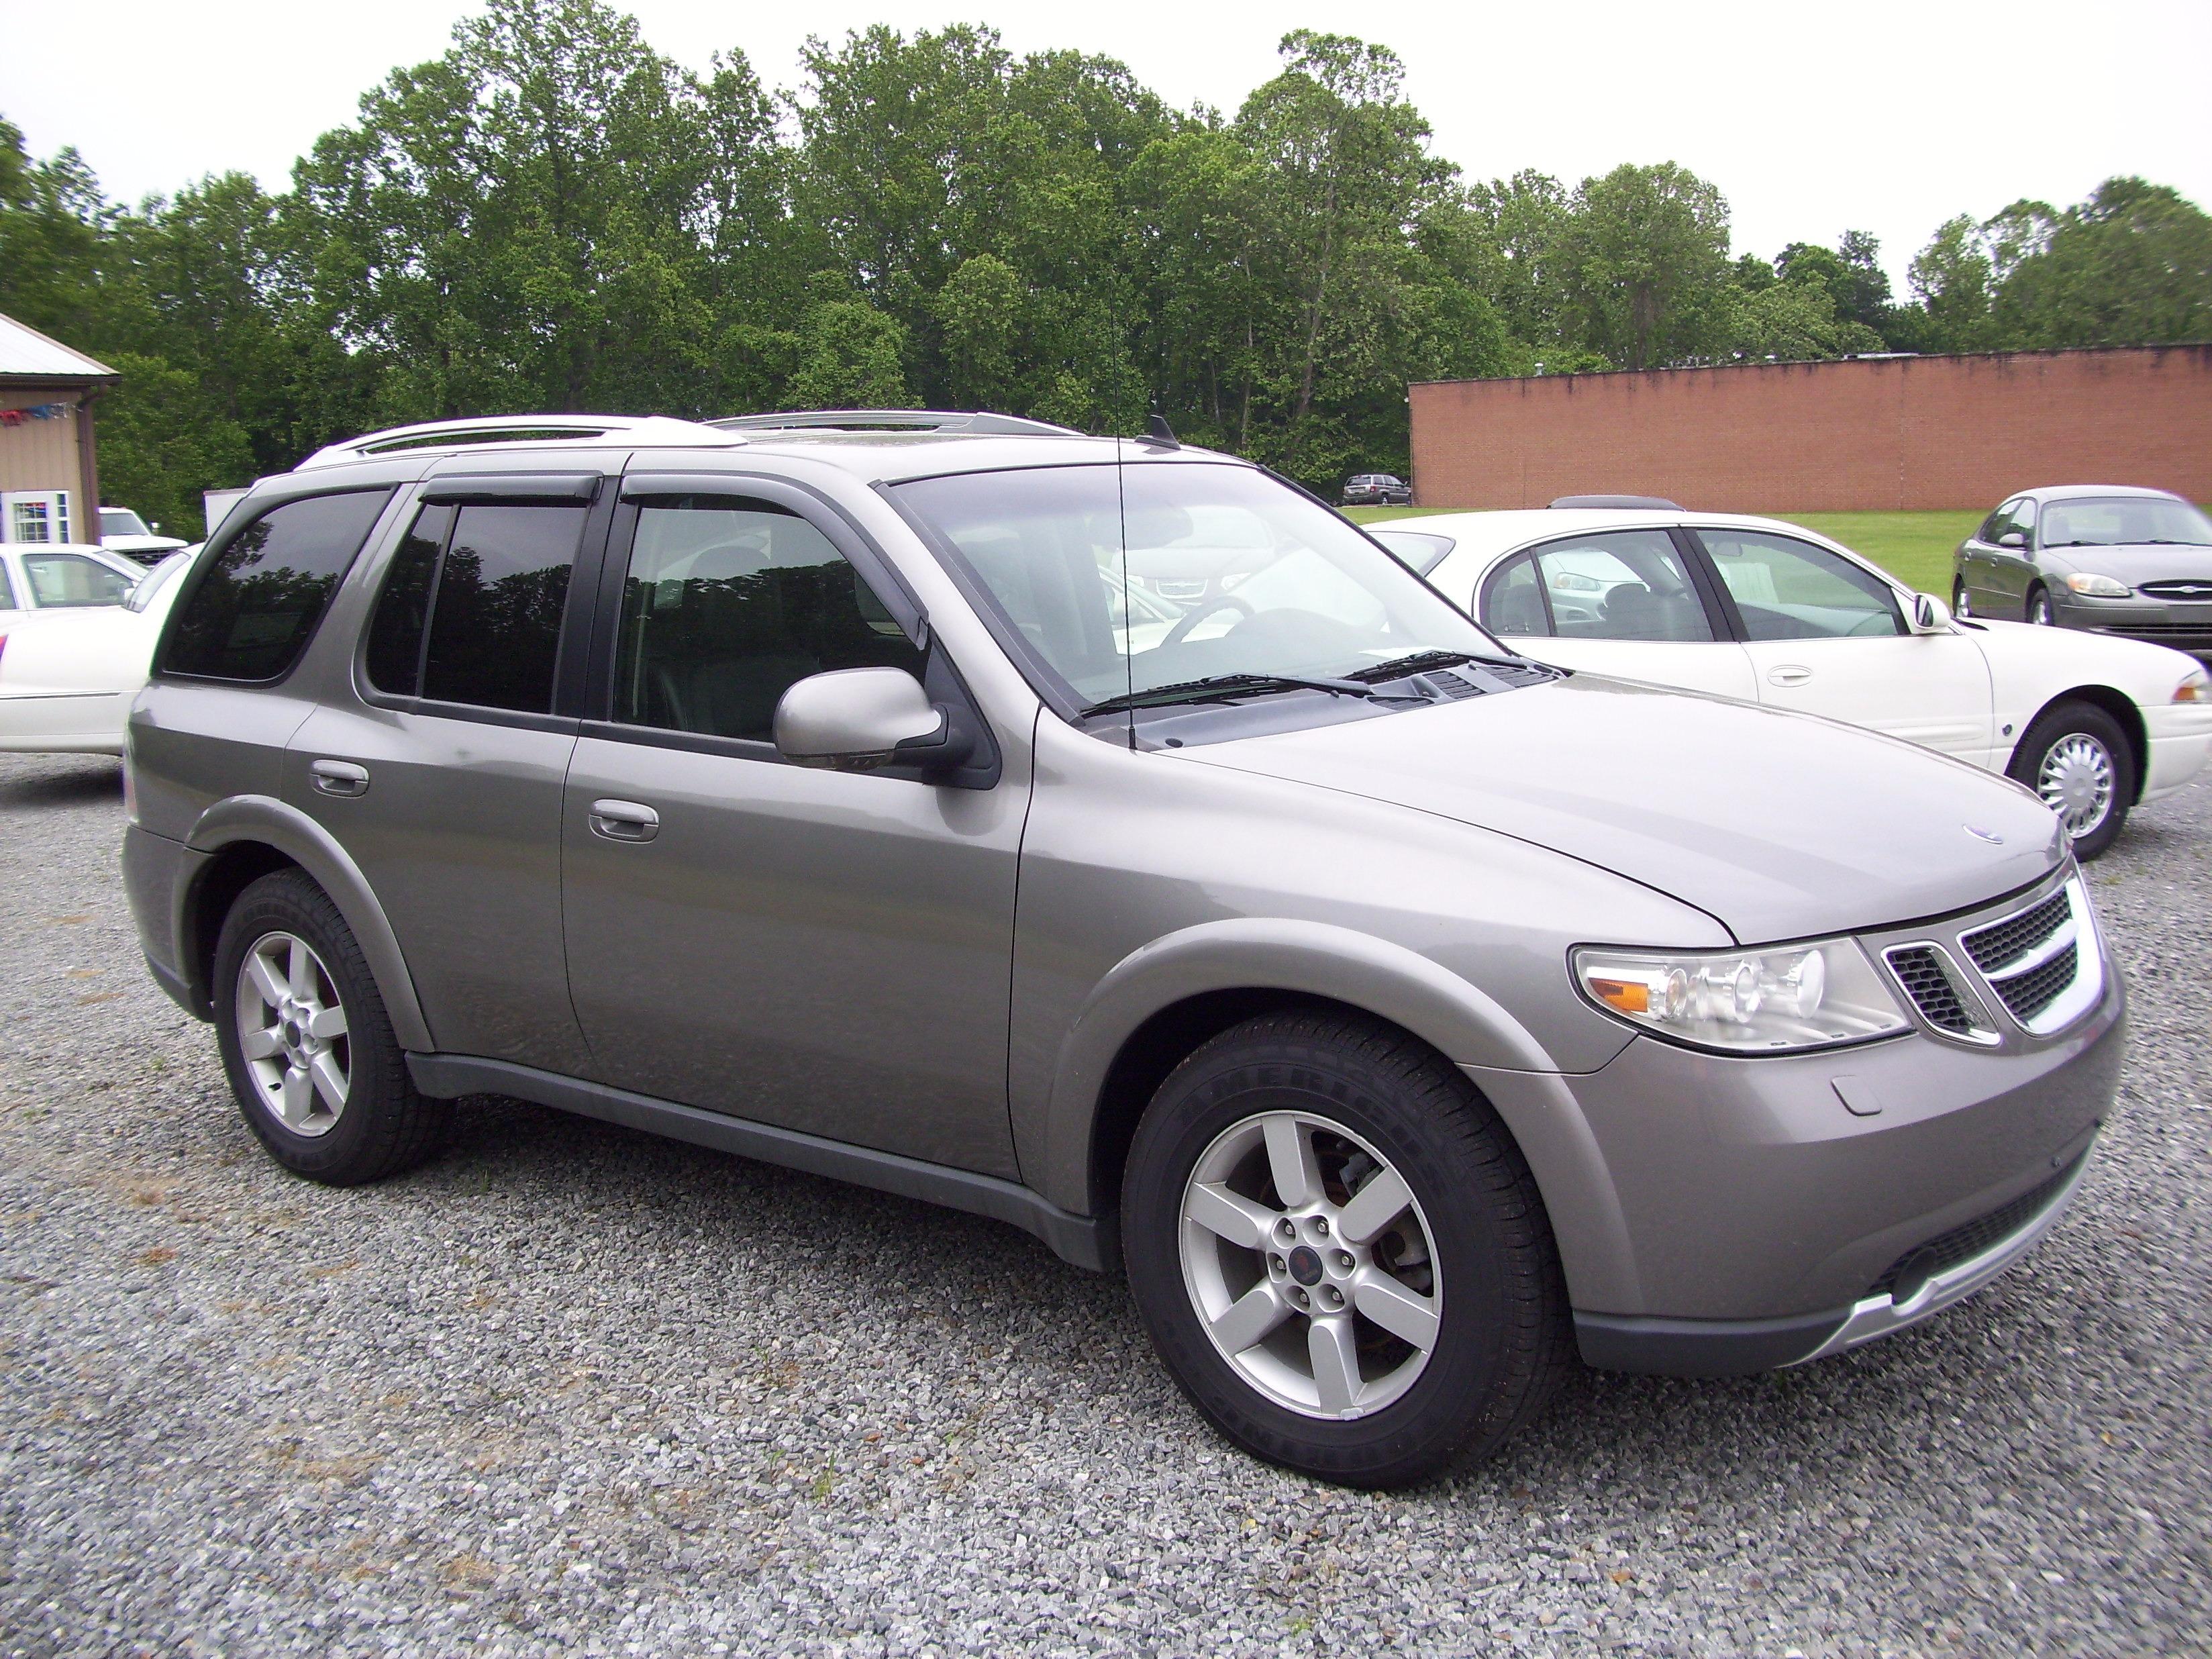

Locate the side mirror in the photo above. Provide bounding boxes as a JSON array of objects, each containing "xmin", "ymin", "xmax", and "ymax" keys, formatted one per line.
[
  {"xmin": 1997, "ymin": 530, "xmax": 2027, "ymax": 550},
  {"xmin": 1909, "ymin": 592, "xmax": 1952, "ymax": 634},
  {"xmin": 772, "ymin": 666, "xmax": 974, "ymax": 777}
]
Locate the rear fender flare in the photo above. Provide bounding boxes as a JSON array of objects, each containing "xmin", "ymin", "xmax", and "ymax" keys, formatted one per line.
[{"xmin": 182, "ymin": 795, "xmax": 433, "ymax": 1052}]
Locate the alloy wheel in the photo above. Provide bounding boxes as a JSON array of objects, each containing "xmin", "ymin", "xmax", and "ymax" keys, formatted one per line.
[
  {"xmin": 2038, "ymin": 732, "xmax": 2115, "ymax": 840},
  {"xmin": 2028, "ymin": 590, "xmax": 2054, "ymax": 625},
  {"xmin": 1178, "ymin": 1111, "xmax": 1442, "ymax": 1419},
  {"xmin": 234, "ymin": 931, "xmax": 351, "ymax": 1138}
]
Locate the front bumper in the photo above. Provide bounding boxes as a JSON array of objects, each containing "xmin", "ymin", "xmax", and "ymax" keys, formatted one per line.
[
  {"xmin": 1470, "ymin": 903, "xmax": 2125, "ymax": 1376},
  {"xmin": 2054, "ymin": 593, "xmax": 2212, "ymax": 660}
]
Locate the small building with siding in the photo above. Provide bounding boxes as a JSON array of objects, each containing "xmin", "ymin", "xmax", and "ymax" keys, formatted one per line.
[{"xmin": 0, "ymin": 310, "xmax": 117, "ymax": 544}]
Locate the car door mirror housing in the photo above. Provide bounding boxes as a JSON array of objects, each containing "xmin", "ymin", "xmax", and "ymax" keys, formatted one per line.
[
  {"xmin": 1909, "ymin": 592, "xmax": 1952, "ymax": 634},
  {"xmin": 1997, "ymin": 530, "xmax": 2027, "ymax": 550},
  {"xmin": 773, "ymin": 666, "xmax": 974, "ymax": 777}
]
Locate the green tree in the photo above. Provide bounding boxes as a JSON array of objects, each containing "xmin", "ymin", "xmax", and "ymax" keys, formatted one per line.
[
  {"xmin": 787, "ymin": 298, "xmax": 913, "ymax": 408},
  {"xmin": 1558, "ymin": 162, "xmax": 1733, "ymax": 370}
]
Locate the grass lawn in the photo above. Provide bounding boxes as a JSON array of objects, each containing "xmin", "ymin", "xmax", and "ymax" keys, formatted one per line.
[{"xmin": 1344, "ymin": 504, "xmax": 1976, "ymax": 596}]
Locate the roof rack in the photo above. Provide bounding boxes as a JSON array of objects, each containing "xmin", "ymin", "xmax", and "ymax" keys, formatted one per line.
[
  {"xmin": 707, "ymin": 409, "xmax": 1083, "ymax": 438},
  {"xmin": 295, "ymin": 413, "xmax": 741, "ymax": 470}
]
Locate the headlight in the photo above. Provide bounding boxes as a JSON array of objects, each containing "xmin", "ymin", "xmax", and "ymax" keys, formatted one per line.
[
  {"xmin": 2175, "ymin": 668, "xmax": 2209, "ymax": 704},
  {"xmin": 1572, "ymin": 940, "xmax": 1910, "ymax": 1054},
  {"xmin": 2063, "ymin": 572, "xmax": 2132, "ymax": 597}
]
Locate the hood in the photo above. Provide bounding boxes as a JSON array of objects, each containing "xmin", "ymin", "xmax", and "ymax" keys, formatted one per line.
[
  {"xmin": 1182, "ymin": 674, "xmax": 2066, "ymax": 944},
  {"xmin": 2043, "ymin": 543, "xmax": 2212, "ymax": 587}
]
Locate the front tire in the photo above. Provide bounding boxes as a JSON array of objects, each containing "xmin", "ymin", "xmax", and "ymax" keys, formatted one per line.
[
  {"xmin": 2007, "ymin": 700, "xmax": 2134, "ymax": 860},
  {"xmin": 212, "ymin": 869, "xmax": 451, "ymax": 1184},
  {"xmin": 1121, "ymin": 1012, "xmax": 1571, "ymax": 1488},
  {"xmin": 2026, "ymin": 585, "xmax": 2056, "ymax": 626},
  {"xmin": 1952, "ymin": 576, "xmax": 1973, "ymax": 619}
]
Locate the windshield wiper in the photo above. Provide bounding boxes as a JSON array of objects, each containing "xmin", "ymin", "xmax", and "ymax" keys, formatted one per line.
[
  {"xmin": 1348, "ymin": 648, "xmax": 1561, "ymax": 684},
  {"xmin": 1082, "ymin": 672, "xmax": 1407, "ymax": 717}
]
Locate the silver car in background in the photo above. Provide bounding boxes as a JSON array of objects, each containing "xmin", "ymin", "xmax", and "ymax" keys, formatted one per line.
[
  {"xmin": 123, "ymin": 411, "xmax": 2122, "ymax": 1487},
  {"xmin": 1954, "ymin": 483, "xmax": 2212, "ymax": 659}
]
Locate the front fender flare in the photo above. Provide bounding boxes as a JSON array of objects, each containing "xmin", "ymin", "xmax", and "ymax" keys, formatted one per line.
[
  {"xmin": 181, "ymin": 795, "xmax": 434, "ymax": 1052},
  {"xmin": 1036, "ymin": 917, "xmax": 1617, "ymax": 1209}
]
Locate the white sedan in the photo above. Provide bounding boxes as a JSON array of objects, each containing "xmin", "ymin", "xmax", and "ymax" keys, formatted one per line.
[
  {"xmin": 0, "ymin": 548, "xmax": 194, "ymax": 755},
  {"xmin": 1372, "ymin": 509, "xmax": 2212, "ymax": 858},
  {"xmin": 1, "ymin": 541, "xmax": 146, "ymax": 619}
]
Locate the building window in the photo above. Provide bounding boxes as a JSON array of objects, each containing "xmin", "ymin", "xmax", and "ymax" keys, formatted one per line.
[{"xmin": 3, "ymin": 491, "xmax": 73, "ymax": 544}]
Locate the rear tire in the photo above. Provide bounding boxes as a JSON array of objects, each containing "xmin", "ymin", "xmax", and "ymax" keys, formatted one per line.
[
  {"xmin": 211, "ymin": 869, "xmax": 451, "ymax": 1185},
  {"xmin": 2007, "ymin": 700, "xmax": 2134, "ymax": 860},
  {"xmin": 1121, "ymin": 1011, "xmax": 1572, "ymax": 1488}
]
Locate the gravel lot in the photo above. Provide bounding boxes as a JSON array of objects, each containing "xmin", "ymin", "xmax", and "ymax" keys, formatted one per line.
[{"xmin": 1, "ymin": 751, "xmax": 2207, "ymax": 1658}]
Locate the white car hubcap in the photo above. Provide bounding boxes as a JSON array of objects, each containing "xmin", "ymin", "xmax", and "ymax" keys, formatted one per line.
[{"xmin": 2038, "ymin": 734, "xmax": 2115, "ymax": 840}]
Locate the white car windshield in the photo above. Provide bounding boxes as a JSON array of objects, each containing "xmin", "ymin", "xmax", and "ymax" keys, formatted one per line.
[
  {"xmin": 2042, "ymin": 497, "xmax": 2212, "ymax": 549},
  {"xmin": 101, "ymin": 508, "xmax": 153, "ymax": 537},
  {"xmin": 897, "ymin": 461, "xmax": 1496, "ymax": 709}
]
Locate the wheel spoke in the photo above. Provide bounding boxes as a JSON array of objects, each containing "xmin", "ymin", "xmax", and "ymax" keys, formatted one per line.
[
  {"xmin": 1307, "ymin": 1318, "xmax": 1362, "ymax": 1413},
  {"xmin": 307, "ymin": 1005, "xmax": 348, "ymax": 1042},
  {"xmin": 241, "ymin": 1024, "xmax": 283, "ymax": 1061},
  {"xmin": 1337, "ymin": 1168, "xmax": 1413, "ymax": 1246},
  {"xmin": 1263, "ymin": 1116, "xmax": 1322, "ymax": 1209},
  {"xmin": 280, "ymin": 1065, "xmax": 313, "ymax": 1125},
  {"xmin": 1186, "ymin": 1182, "xmax": 1279, "ymax": 1252},
  {"xmin": 287, "ymin": 938, "xmax": 317, "ymax": 999},
  {"xmin": 1209, "ymin": 1284, "xmax": 1291, "ymax": 1355},
  {"xmin": 247, "ymin": 950, "xmax": 288, "ymax": 1009},
  {"xmin": 308, "ymin": 1051, "xmax": 348, "ymax": 1112},
  {"xmin": 1354, "ymin": 1270, "xmax": 1440, "ymax": 1351}
]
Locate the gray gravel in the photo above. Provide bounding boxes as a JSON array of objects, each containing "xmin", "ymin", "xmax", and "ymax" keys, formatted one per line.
[{"xmin": 1, "ymin": 751, "xmax": 2207, "ymax": 1658}]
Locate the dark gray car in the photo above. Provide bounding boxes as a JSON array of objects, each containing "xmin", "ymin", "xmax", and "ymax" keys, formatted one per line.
[
  {"xmin": 1954, "ymin": 483, "xmax": 2212, "ymax": 659},
  {"xmin": 123, "ymin": 411, "xmax": 2122, "ymax": 1487}
]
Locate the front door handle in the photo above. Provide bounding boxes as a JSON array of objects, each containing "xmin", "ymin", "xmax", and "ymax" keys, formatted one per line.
[
  {"xmin": 589, "ymin": 799, "xmax": 660, "ymax": 842},
  {"xmin": 309, "ymin": 758, "xmax": 370, "ymax": 797},
  {"xmin": 1767, "ymin": 664, "xmax": 1813, "ymax": 688}
]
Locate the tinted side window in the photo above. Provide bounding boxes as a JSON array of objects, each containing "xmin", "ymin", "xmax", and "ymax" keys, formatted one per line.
[
  {"xmin": 419, "ymin": 505, "xmax": 585, "ymax": 713},
  {"xmin": 1701, "ymin": 530, "xmax": 1903, "ymax": 640},
  {"xmin": 0, "ymin": 560, "xmax": 17, "ymax": 610},
  {"xmin": 162, "ymin": 491, "xmax": 392, "ymax": 681},
  {"xmin": 362, "ymin": 504, "xmax": 454, "ymax": 696},
  {"xmin": 1482, "ymin": 554, "xmax": 1551, "ymax": 637},
  {"xmin": 1980, "ymin": 500, "xmax": 2019, "ymax": 542},
  {"xmin": 613, "ymin": 498, "xmax": 924, "ymax": 744}
]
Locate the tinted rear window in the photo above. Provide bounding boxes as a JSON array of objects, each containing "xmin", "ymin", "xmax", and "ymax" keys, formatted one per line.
[{"xmin": 161, "ymin": 491, "xmax": 392, "ymax": 681}]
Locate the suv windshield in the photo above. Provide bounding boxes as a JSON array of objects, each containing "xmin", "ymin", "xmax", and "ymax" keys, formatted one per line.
[
  {"xmin": 101, "ymin": 508, "xmax": 152, "ymax": 538},
  {"xmin": 2041, "ymin": 496, "xmax": 2212, "ymax": 548},
  {"xmin": 897, "ymin": 462, "xmax": 1495, "ymax": 711}
]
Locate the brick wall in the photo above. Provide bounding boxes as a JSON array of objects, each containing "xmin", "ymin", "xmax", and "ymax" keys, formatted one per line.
[{"xmin": 1408, "ymin": 344, "xmax": 2212, "ymax": 511}]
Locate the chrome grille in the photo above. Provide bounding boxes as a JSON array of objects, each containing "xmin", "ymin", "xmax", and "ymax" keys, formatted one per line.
[
  {"xmin": 2138, "ymin": 580, "xmax": 2212, "ymax": 601},
  {"xmin": 1993, "ymin": 940, "xmax": 2078, "ymax": 1023},
  {"xmin": 1960, "ymin": 889, "xmax": 2069, "ymax": 973},
  {"xmin": 1880, "ymin": 876, "xmax": 2101, "ymax": 1045},
  {"xmin": 1883, "ymin": 946, "xmax": 1980, "ymax": 1036}
]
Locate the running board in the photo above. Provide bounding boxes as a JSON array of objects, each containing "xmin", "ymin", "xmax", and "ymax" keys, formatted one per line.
[{"xmin": 405, "ymin": 1052, "xmax": 1113, "ymax": 1272}]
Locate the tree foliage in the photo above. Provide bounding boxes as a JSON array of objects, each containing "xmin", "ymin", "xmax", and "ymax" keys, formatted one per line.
[{"xmin": 2, "ymin": 1, "xmax": 2208, "ymax": 532}]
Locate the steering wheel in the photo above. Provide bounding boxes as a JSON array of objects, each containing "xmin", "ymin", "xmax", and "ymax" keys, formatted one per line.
[{"xmin": 1162, "ymin": 594, "xmax": 1258, "ymax": 648}]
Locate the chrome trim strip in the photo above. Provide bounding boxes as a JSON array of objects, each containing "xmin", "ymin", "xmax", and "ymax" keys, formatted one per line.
[
  {"xmin": 1793, "ymin": 1137, "xmax": 2099, "ymax": 1364},
  {"xmin": 1976, "ymin": 909, "xmax": 2078, "ymax": 978}
]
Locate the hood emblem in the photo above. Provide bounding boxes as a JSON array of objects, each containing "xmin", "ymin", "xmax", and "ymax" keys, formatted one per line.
[{"xmin": 1965, "ymin": 825, "xmax": 2005, "ymax": 846}]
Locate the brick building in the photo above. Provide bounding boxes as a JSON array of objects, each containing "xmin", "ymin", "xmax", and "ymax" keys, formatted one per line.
[
  {"xmin": 0, "ymin": 310, "xmax": 117, "ymax": 544},
  {"xmin": 1408, "ymin": 344, "xmax": 2212, "ymax": 512}
]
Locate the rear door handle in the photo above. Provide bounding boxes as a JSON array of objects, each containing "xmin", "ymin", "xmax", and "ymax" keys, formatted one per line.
[
  {"xmin": 309, "ymin": 758, "xmax": 370, "ymax": 797},
  {"xmin": 589, "ymin": 799, "xmax": 660, "ymax": 842},
  {"xmin": 1767, "ymin": 665, "xmax": 1813, "ymax": 688}
]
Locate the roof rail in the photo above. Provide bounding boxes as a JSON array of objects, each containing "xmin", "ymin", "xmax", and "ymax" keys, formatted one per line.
[
  {"xmin": 707, "ymin": 409, "xmax": 1083, "ymax": 438},
  {"xmin": 295, "ymin": 413, "xmax": 741, "ymax": 471}
]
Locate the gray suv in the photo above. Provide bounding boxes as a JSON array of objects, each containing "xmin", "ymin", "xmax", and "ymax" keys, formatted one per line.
[{"xmin": 123, "ymin": 409, "xmax": 2123, "ymax": 1487}]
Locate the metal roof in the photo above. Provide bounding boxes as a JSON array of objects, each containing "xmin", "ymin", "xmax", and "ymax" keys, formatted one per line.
[{"xmin": 0, "ymin": 311, "xmax": 117, "ymax": 381}]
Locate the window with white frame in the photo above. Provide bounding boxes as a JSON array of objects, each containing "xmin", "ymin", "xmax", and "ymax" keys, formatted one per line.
[{"xmin": 3, "ymin": 491, "xmax": 74, "ymax": 544}]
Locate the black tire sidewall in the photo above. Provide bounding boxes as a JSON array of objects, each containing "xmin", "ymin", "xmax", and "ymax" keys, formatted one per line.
[
  {"xmin": 1123, "ymin": 1023, "xmax": 1553, "ymax": 1487},
  {"xmin": 2009, "ymin": 701, "xmax": 2134, "ymax": 860},
  {"xmin": 211, "ymin": 871, "xmax": 417, "ymax": 1183}
]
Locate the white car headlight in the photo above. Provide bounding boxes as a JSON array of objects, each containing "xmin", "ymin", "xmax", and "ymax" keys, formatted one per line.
[
  {"xmin": 2063, "ymin": 572, "xmax": 2132, "ymax": 597},
  {"xmin": 1572, "ymin": 940, "xmax": 1910, "ymax": 1054}
]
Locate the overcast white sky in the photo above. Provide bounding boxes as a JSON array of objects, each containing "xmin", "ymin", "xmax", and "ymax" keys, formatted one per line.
[{"xmin": 5, "ymin": 0, "xmax": 2208, "ymax": 289}]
